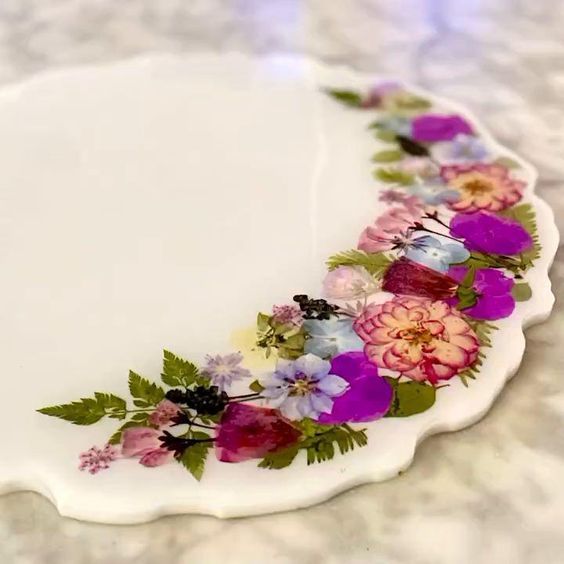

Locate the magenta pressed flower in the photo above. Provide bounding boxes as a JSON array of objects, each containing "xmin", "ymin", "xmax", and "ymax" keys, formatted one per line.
[
  {"xmin": 215, "ymin": 403, "xmax": 301, "ymax": 463},
  {"xmin": 318, "ymin": 352, "xmax": 393, "ymax": 424},
  {"xmin": 411, "ymin": 114, "xmax": 473, "ymax": 142},
  {"xmin": 447, "ymin": 266, "xmax": 515, "ymax": 320},
  {"xmin": 449, "ymin": 211, "xmax": 533, "ymax": 255},
  {"xmin": 79, "ymin": 444, "xmax": 118, "ymax": 474}
]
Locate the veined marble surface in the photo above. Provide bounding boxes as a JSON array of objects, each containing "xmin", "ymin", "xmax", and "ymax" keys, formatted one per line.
[{"xmin": 1, "ymin": 1, "xmax": 563, "ymax": 562}]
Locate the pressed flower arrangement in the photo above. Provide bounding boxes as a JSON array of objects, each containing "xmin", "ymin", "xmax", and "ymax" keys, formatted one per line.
[{"xmin": 38, "ymin": 82, "xmax": 541, "ymax": 480}]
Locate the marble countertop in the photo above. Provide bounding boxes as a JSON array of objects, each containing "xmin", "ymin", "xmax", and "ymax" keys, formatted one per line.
[{"xmin": 1, "ymin": 1, "xmax": 563, "ymax": 562}]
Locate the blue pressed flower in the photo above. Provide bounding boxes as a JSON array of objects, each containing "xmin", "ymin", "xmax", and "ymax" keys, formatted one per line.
[
  {"xmin": 409, "ymin": 182, "xmax": 461, "ymax": 206},
  {"xmin": 259, "ymin": 354, "xmax": 349, "ymax": 420},
  {"xmin": 432, "ymin": 133, "xmax": 489, "ymax": 162},
  {"xmin": 405, "ymin": 235, "xmax": 470, "ymax": 273},
  {"xmin": 378, "ymin": 116, "xmax": 411, "ymax": 136},
  {"xmin": 303, "ymin": 318, "xmax": 365, "ymax": 359}
]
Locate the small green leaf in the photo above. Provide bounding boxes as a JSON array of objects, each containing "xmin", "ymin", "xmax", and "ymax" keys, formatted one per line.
[
  {"xmin": 374, "ymin": 167, "xmax": 414, "ymax": 185},
  {"xmin": 161, "ymin": 350, "xmax": 200, "ymax": 388},
  {"xmin": 372, "ymin": 149, "xmax": 403, "ymax": 163},
  {"xmin": 277, "ymin": 331, "xmax": 307, "ymax": 360},
  {"xmin": 178, "ymin": 431, "xmax": 212, "ymax": 481},
  {"xmin": 38, "ymin": 393, "xmax": 127, "ymax": 425},
  {"xmin": 392, "ymin": 93, "xmax": 432, "ymax": 112},
  {"xmin": 375, "ymin": 129, "xmax": 398, "ymax": 143},
  {"xmin": 326, "ymin": 250, "xmax": 391, "ymax": 278},
  {"xmin": 257, "ymin": 312, "xmax": 271, "ymax": 332},
  {"xmin": 512, "ymin": 282, "xmax": 532, "ymax": 302},
  {"xmin": 494, "ymin": 156, "xmax": 520, "ymax": 169},
  {"xmin": 384, "ymin": 378, "xmax": 436, "ymax": 417},
  {"xmin": 249, "ymin": 380, "xmax": 265, "ymax": 393},
  {"xmin": 131, "ymin": 412, "xmax": 152, "ymax": 422},
  {"xmin": 299, "ymin": 422, "xmax": 367, "ymax": 465},
  {"xmin": 128, "ymin": 371, "xmax": 165, "ymax": 406},
  {"xmin": 456, "ymin": 287, "xmax": 479, "ymax": 310},
  {"xmin": 455, "ymin": 267, "xmax": 479, "ymax": 310},
  {"xmin": 258, "ymin": 446, "xmax": 300, "ymax": 469},
  {"xmin": 324, "ymin": 88, "xmax": 363, "ymax": 107}
]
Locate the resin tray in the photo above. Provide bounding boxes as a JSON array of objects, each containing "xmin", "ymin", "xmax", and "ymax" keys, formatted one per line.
[{"xmin": 0, "ymin": 54, "xmax": 558, "ymax": 523}]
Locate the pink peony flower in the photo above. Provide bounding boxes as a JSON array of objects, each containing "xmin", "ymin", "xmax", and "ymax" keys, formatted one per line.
[
  {"xmin": 148, "ymin": 399, "xmax": 182, "ymax": 427},
  {"xmin": 354, "ymin": 296, "xmax": 479, "ymax": 384},
  {"xmin": 79, "ymin": 444, "xmax": 118, "ymax": 474},
  {"xmin": 358, "ymin": 199, "xmax": 423, "ymax": 253},
  {"xmin": 441, "ymin": 163, "xmax": 525, "ymax": 212},
  {"xmin": 322, "ymin": 266, "xmax": 379, "ymax": 299},
  {"xmin": 121, "ymin": 427, "xmax": 174, "ymax": 467}
]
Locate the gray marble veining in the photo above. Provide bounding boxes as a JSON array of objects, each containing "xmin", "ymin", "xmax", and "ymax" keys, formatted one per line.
[{"xmin": 1, "ymin": 1, "xmax": 563, "ymax": 562}]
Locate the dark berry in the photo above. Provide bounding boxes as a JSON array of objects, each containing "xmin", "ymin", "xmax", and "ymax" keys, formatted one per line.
[
  {"xmin": 184, "ymin": 385, "xmax": 229, "ymax": 415},
  {"xmin": 165, "ymin": 389, "xmax": 187, "ymax": 404}
]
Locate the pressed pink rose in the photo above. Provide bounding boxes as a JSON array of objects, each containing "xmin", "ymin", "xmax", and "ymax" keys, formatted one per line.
[
  {"xmin": 121, "ymin": 427, "xmax": 173, "ymax": 467},
  {"xmin": 441, "ymin": 163, "xmax": 525, "ymax": 212},
  {"xmin": 354, "ymin": 296, "xmax": 479, "ymax": 384},
  {"xmin": 148, "ymin": 399, "xmax": 182, "ymax": 427},
  {"xmin": 215, "ymin": 403, "xmax": 301, "ymax": 463},
  {"xmin": 323, "ymin": 266, "xmax": 378, "ymax": 299},
  {"xmin": 358, "ymin": 199, "xmax": 423, "ymax": 253}
]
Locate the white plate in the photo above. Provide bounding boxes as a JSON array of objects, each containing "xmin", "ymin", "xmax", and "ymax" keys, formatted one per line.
[{"xmin": 0, "ymin": 53, "xmax": 558, "ymax": 523}]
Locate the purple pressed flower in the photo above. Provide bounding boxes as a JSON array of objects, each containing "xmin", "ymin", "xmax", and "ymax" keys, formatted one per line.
[
  {"xmin": 201, "ymin": 352, "xmax": 252, "ymax": 392},
  {"xmin": 411, "ymin": 114, "xmax": 473, "ymax": 142},
  {"xmin": 272, "ymin": 304, "xmax": 304, "ymax": 327},
  {"xmin": 449, "ymin": 211, "xmax": 533, "ymax": 255},
  {"xmin": 318, "ymin": 352, "xmax": 393, "ymax": 424},
  {"xmin": 447, "ymin": 266, "xmax": 516, "ymax": 320},
  {"xmin": 79, "ymin": 444, "xmax": 118, "ymax": 474}
]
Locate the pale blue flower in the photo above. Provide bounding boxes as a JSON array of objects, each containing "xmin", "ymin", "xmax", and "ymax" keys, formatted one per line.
[
  {"xmin": 378, "ymin": 116, "xmax": 411, "ymax": 136},
  {"xmin": 260, "ymin": 354, "xmax": 349, "ymax": 420},
  {"xmin": 409, "ymin": 181, "xmax": 461, "ymax": 206},
  {"xmin": 303, "ymin": 318, "xmax": 364, "ymax": 359},
  {"xmin": 432, "ymin": 133, "xmax": 489, "ymax": 163},
  {"xmin": 405, "ymin": 235, "xmax": 470, "ymax": 272}
]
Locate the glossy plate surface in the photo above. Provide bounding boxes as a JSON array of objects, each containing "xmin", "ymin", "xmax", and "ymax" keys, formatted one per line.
[{"xmin": 0, "ymin": 54, "xmax": 557, "ymax": 523}]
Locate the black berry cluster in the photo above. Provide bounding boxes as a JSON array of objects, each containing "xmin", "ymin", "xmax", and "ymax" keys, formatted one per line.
[
  {"xmin": 165, "ymin": 385, "xmax": 228, "ymax": 415},
  {"xmin": 293, "ymin": 294, "xmax": 339, "ymax": 320}
]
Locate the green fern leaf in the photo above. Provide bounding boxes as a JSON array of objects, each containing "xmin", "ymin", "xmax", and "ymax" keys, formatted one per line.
[{"xmin": 326, "ymin": 250, "xmax": 391, "ymax": 278}]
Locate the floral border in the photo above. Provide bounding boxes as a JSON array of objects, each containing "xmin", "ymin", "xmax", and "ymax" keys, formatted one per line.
[{"xmin": 38, "ymin": 83, "xmax": 541, "ymax": 479}]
